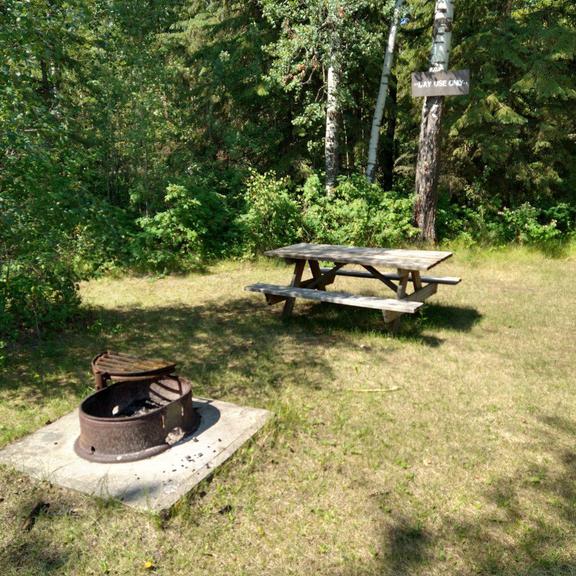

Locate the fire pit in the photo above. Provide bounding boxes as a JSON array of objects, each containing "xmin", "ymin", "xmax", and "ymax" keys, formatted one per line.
[
  {"xmin": 91, "ymin": 351, "xmax": 176, "ymax": 390},
  {"xmin": 75, "ymin": 352, "xmax": 200, "ymax": 463}
]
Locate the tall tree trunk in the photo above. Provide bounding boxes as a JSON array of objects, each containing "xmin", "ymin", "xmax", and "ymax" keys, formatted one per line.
[
  {"xmin": 366, "ymin": 0, "xmax": 404, "ymax": 183},
  {"xmin": 325, "ymin": 42, "xmax": 340, "ymax": 194},
  {"xmin": 382, "ymin": 73, "xmax": 398, "ymax": 191},
  {"xmin": 414, "ymin": 96, "xmax": 445, "ymax": 240},
  {"xmin": 325, "ymin": 2, "xmax": 341, "ymax": 194},
  {"xmin": 413, "ymin": 0, "xmax": 454, "ymax": 242}
]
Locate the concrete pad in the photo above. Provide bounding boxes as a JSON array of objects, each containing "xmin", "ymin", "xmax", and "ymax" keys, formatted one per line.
[{"xmin": 0, "ymin": 398, "xmax": 271, "ymax": 512}]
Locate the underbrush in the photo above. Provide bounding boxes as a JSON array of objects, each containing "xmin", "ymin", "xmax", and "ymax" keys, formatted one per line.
[{"xmin": 2, "ymin": 168, "xmax": 574, "ymax": 343}]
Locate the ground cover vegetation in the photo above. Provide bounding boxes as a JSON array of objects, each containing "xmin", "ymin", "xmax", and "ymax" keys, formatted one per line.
[
  {"xmin": 1, "ymin": 0, "xmax": 575, "ymax": 336},
  {"xmin": 0, "ymin": 250, "xmax": 575, "ymax": 575}
]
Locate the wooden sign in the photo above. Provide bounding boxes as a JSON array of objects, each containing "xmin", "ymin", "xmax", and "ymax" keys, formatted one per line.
[{"xmin": 411, "ymin": 70, "xmax": 470, "ymax": 97}]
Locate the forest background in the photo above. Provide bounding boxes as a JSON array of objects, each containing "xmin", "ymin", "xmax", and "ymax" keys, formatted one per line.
[{"xmin": 1, "ymin": 0, "xmax": 575, "ymax": 342}]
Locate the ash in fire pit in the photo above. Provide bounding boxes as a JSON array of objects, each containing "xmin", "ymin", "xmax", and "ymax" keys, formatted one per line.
[
  {"xmin": 112, "ymin": 398, "xmax": 163, "ymax": 417},
  {"xmin": 75, "ymin": 368, "xmax": 200, "ymax": 463}
]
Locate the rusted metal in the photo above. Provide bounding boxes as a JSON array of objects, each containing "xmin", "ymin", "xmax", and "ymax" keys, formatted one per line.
[
  {"xmin": 74, "ymin": 375, "xmax": 199, "ymax": 463},
  {"xmin": 92, "ymin": 351, "xmax": 177, "ymax": 390}
]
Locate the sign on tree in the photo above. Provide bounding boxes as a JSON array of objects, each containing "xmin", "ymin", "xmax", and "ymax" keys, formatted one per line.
[{"xmin": 411, "ymin": 70, "xmax": 470, "ymax": 97}]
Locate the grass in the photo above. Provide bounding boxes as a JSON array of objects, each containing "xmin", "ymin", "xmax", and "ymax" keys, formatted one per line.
[{"xmin": 0, "ymin": 247, "xmax": 575, "ymax": 575}]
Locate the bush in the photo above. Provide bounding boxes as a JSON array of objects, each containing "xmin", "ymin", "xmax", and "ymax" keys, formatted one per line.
[
  {"xmin": 0, "ymin": 159, "xmax": 84, "ymax": 341},
  {"xmin": 437, "ymin": 197, "xmax": 573, "ymax": 246},
  {"xmin": 499, "ymin": 202, "xmax": 561, "ymax": 244},
  {"xmin": 135, "ymin": 174, "xmax": 236, "ymax": 271},
  {"xmin": 301, "ymin": 174, "xmax": 418, "ymax": 247},
  {"xmin": 0, "ymin": 257, "xmax": 81, "ymax": 340},
  {"xmin": 542, "ymin": 203, "xmax": 575, "ymax": 235},
  {"xmin": 70, "ymin": 199, "xmax": 139, "ymax": 278},
  {"xmin": 238, "ymin": 170, "xmax": 302, "ymax": 256}
]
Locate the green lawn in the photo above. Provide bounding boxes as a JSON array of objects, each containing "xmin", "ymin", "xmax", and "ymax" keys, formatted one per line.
[{"xmin": 1, "ymin": 247, "xmax": 575, "ymax": 575}]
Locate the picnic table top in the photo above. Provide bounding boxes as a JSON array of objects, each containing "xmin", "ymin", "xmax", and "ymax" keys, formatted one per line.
[{"xmin": 265, "ymin": 243, "xmax": 453, "ymax": 272}]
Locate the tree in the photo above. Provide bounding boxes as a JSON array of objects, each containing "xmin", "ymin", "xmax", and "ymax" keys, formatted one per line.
[
  {"xmin": 366, "ymin": 0, "xmax": 404, "ymax": 183},
  {"xmin": 413, "ymin": 0, "xmax": 454, "ymax": 242},
  {"xmin": 446, "ymin": 0, "xmax": 576, "ymax": 208},
  {"xmin": 259, "ymin": 0, "xmax": 395, "ymax": 189},
  {"xmin": 324, "ymin": 1, "xmax": 342, "ymax": 193}
]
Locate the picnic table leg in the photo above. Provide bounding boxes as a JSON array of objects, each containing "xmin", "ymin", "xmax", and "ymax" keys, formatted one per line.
[
  {"xmin": 410, "ymin": 271, "xmax": 423, "ymax": 317},
  {"xmin": 308, "ymin": 260, "xmax": 326, "ymax": 291},
  {"xmin": 282, "ymin": 259, "xmax": 306, "ymax": 319},
  {"xmin": 397, "ymin": 269, "xmax": 409, "ymax": 299},
  {"xmin": 394, "ymin": 269, "xmax": 410, "ymax": 331},
  {"xmin": 383, "ymin": 269, "xmax": 410, "ymax": 333},
  {"xmin": 411, "ymin": 270, "xmax": 423, "ymax": 291}
]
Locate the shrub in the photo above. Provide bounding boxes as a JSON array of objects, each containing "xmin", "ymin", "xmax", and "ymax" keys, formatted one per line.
[
  {"xmin": 301, "ymin": 174, "xmax": 418, "ymax": 247},
  {"xmin": 0, "ymin": 256, "xmax": 81, "ymax": 340},
  {"xmin": 437, "ymin": 198, "xmax": 573, "ymax": 246},
  {"xmin": 71, "ymin": 200, "xmax": 139, "ymax": 278},
  {"xmin": 238, "ymin": 170, "xmax": 302, "ymax": 255},
  {"xmin": 499, "ymin": 203, "xmax": 561, "ymax": 244},
  {"xmin": 542, "ymin": 203, "xmax": 575, "ymax": 235},
  {"xmin": 0, "ymin": 161, "xmax": 84, "ymax": 341},
  {"xmin": 135, "ymin": 176, "xmax": 234, "ymax": 271}
]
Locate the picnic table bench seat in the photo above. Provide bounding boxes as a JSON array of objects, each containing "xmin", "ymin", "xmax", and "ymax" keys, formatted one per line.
[
  {"xmin": 318, "ymin": 267, "xmax": 461, "ymax": 285},
  {"xmin": 245, "ymin": 283, "xmax": 423, "ymax": 314}
]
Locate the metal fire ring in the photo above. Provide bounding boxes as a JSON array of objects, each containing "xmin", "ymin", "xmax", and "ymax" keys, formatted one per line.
[{"xmin": 74, "ymin": 375, "xmax": 199, "ymax": 463}]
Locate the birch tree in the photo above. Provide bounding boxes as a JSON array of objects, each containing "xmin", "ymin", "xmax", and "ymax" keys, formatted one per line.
[
  {"xmin": 325, "ymin": 2, "xmax": 342, "ymax": 193},
  {"xmin": 260, "ymin": 0, "xmax": 346, "ymax": 193},
  {"xmin": 365, "ymin": 0, "xmax": 404, "ymax": 183},
  {"xmin": 413, "ymin": 0, "xmax": 454, "ymax": 242},
  {"xmin": 259, "ymin": 0, "xmax": 394, "ymax": 192}
]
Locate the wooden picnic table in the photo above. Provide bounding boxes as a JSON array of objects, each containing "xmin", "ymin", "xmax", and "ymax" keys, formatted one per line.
[{"xmin": 245, "ymin": 242, "xmax": 460, "ymax": 329}]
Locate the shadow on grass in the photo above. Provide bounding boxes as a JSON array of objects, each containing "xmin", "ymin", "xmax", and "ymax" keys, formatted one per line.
[
  {"xmin": 383, "ymin": 517, "xmax": 431, "ymax": 575},
  {"xmin": 417, "ymin": 304, "xmax": 482, "ymax": 332},
  {"xmin": 0, "ymin": 485, "xmax": 79, "ymax": 575},
  {"xmin": 291, "ymin": 300, "xmax": 481, "ymax": 347},
  {"xmin": 2, "ymin": 295, "xmax": 482, "ymax": 406},
  {"xmin": 340, "ymin": 413, "xmax": 576, "ymax": 576},
  {"xmin": 0, "ymin": 534, "xmax": 72, "ymax": 575},
  {"xmin": 2, "ymin": 297, "xmax": 341, "ymax": 404}
]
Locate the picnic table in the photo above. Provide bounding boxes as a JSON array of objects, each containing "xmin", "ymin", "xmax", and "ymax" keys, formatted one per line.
[{"xmin": 245, "ymin": 242, "xmax": 460, "ymax": 329}]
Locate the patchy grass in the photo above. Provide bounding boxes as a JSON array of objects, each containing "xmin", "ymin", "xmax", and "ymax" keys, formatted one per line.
[{"xmin": 1, "ymin": 248, "xmax": 575, "ymax": 575}]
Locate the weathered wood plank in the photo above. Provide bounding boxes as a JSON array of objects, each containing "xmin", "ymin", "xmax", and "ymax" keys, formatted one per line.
[
  {"xmin": 245, "ymin": 284, "xmax": 423, "ymax": 314},
  {"xmin": 266, "ymin": 275, "xmax": 330, "ymax": 299},
  {"xmin": 397, "ymin": 269, "xmax": 409, "ymax": 300},
  {"xmin": 405, "ymin": 282, "xmax": 438, "ymax": 303},
  {"xmin": 412, "ymin": 270, "xmax": 423, "ymax": 291},
  {"xmin": 266, "ymin": 264, "xmax": 343, "ymax": 307},
  {"xmin": 307, "ymin": 262, "xmax": 344, "ymax": 290},
  {"xmin": 382, "ymin": 309, "xmax": 401, "ymax": 324},
  {"xmin": 319, "ymin": 267, "xmax": 461, "ymax": 285},
  {"xmin": 265, "ymin": 293, "xmax": 287, "ymax": 305},
  {"xmin": 387, "ymin": 270, "xmax": 410, "ymax": 331},
  {"xmin": 266, "ymin": 243, "xmax": 453, "ymax": 271}
]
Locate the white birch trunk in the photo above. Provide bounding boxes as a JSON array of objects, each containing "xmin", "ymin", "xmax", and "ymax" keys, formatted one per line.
[
  {"xmin": 325, "ymin": 58, "xmax": 340, "ymax": 193},
  {"xmin": 365, "ymin": 0, "xmax": 404, "ymax": 183},
  {"xmin": 413, "ymin": 0, "xmax": 454, "ymax": 242},
  {"xmin": 325, "ymin": 6, "xmax": 341, "ymax": 194}
]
